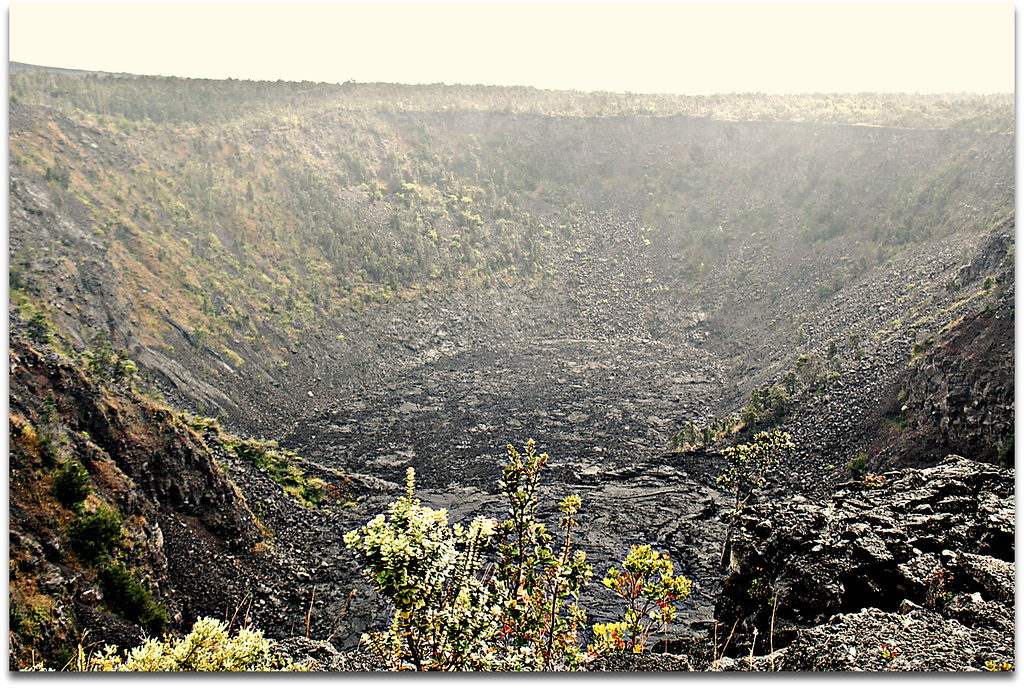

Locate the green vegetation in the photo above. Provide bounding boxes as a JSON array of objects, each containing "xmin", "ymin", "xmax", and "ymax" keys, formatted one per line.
[
  {"xmin": 51, "ymin": 459, "xmax": 92, "ymax": 511},
  {"xmin": 717, "ymin": 430, "xmax": 795, "ymax": 513},
  {"xmin": 848, "ymin": 453, "xmax": 869, "ymax": 480},
  {"xmin": 67, "ymin": 504, "xmax": 123, "ymax": 566},
  {"xmin": 9, "ymin": 70, "xmax": 1014, "ymax": 404},
  {"xmin": 596, "ymin": 545, "xmax": 692, "ymax": 654},
  {"xmin": 10, "ymin": 71, "xmax": 1012, "ymax": 131},
  {"xmin": 83, "ymin": 330, "xmax": 139, "ymax": 386},
  {"xmin": 998, "ymin": 433, "xmax": 1014, "ymax": 468},
  {"xmin": 97, "ymin": 563, "xmax": 169, "ymax": 636},
  {"xmin": 219, "ymin": 436, "xmax": 327, "ymax": 508},
  {"xmin": 344, "ymin": 440, "xmax": 690, "ymax": 670},
  {"xmin": 44, "ymin": 617, "xmax": 306, "ymax": 671},
  {"xmin": 671, "ymin": 351, "xmax": 838, "ymax": 452},
  {"xmin": 178, "ymin": 411, "xmax": 336, "ymax": 509}
]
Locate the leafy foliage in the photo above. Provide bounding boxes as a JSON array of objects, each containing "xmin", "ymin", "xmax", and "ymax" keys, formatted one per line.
[
  {"xmin": 70, "ymin": 617, "xmax": 306, "ymax": 671},
  {"xmin": 97, "ymin": 563, "xmax": 169, "ymax": 636},
  {"xmin": 83, "ymin": 331, "xmax": 139, "ymax": 386},
  {"xmin": 848, "ymin": 453, "xmax": 869, "ymax": 480},
  {"xmin": 52, "ymin": 459, "xmax": 92, "ymax": 510},
  {"xmin": 345, "ymin": 440, "xmax": 688, "ymax": 671},
  {"xmin": 343, "ymin": 467, "xmax": 499, "ymax": 670},
  {"xmin": 596, "ymin": 545, "xmax": 692, "ymax": 653},
  {"xmin": 67, "ymin": 504, "xmax": 123, "ymax": 566},
  {"xmin": 717, "ymin": 430, "xmax": 795, "ymax": 512}
]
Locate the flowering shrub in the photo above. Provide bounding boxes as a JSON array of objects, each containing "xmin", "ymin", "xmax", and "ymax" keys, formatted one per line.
[
  {"xmin": 342, "ymin": 467, "xmax": 498, "ymax": 670},
  {"xmin": 596, "ymin": 545, "xmax": 692, "ymax": 653},
  {"xmin": 40, "ymin": 617, "xmax": 306, "ymax": 671},
  {"xmin": 345, "ymin": 440, "xmax": 690, "ymax": 671}
]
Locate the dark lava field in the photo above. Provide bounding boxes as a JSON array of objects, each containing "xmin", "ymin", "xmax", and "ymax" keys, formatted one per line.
[{"xmin": 281, "ymin": 293, "xmax": 732, "ymax": 632}]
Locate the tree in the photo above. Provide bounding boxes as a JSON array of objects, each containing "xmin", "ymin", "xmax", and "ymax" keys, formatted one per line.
[{"xmin": 717, "ymin": 430, "xmax": 795, "ymax": 513}]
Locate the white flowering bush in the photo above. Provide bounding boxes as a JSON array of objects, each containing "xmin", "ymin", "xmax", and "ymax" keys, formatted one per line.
[
  {"xmin": 343, "ymin": 467, "xmax": 500, "ymax": 670},
  {"xmin": 65, "ymin": 617, "xmax": 306, "ymax": 671}
]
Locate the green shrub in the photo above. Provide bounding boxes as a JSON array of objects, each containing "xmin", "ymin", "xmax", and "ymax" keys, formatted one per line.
[
  {"xmin": 345, "ymin": 440, "xmax": 689, "ymax": 671},
  {"xmin": 52, "ymin": 460, "xmax": 92, "ymax": 510},
  {"xmin": 98, "ymin": 564, "xmax": 168, "ymax": 636},
  {"xmin": 596, "ymin": 545, "xmax": 692, "ymax": 654},
  {"xmin": 63, "ymin": 617, "xmax": 306, "ymax": 671},
  {"xmin": 68, "ymin": 505, "xmax": 123, "ymax": 566},
  {"xmin": 848, "ymin": 453, "xmax": 869, "ymax": 480},
  {"xmin": 718, "ymin": 430, "xmax": 795, "ymax": 512}
]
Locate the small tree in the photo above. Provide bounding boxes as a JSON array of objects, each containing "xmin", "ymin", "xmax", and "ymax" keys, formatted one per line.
[
  {"xmin": 52, "ymin": 459, "xmax": 92, "ymax": 511},
  {"xmin": 594, "ymin": 545, "xmax": 692, "ymax": 654},
  {"xmin": 717, "ymin": 430, "xmax": 795, "ymax": 513}
]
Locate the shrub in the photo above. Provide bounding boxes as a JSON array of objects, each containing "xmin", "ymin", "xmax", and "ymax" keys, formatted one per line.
[
  {"xmin": 718, "ymin": 430, "xmax": 795, "ymax": 512},
  {"xmin": 26, "ymin": 310, "xmax": 54, "ymax": 344},
  {"xmin": 345, "ymin": 440, "xmax": 688, "ymax": 671},
  {"xmin": 490, "ymin": 440, "xmax": 592, "ymax": 670},
  {"xmin": 343, "ymin": 466, "xmax": 499, "ymax": 670},
  {"xmin": 848, "ymin": 453, "xmax": 868, "ymax": 480},
  {"xmin": 68, "ymin": 504, "xmax": 123, "ymax": 566},
  {"xmin": 596, "ymin": 545, "xmax": 692, "ymax": 653},
  {"xmin": 98, "ymin": 564, "xmax": 168, "ymax": 636},
  {"xmin": 76, "ymin": 617, "xmax": 306, "ymax": 671},
  {"xmin": 52, "ymin": 460, "xmax": 92, "ymax": 510}
]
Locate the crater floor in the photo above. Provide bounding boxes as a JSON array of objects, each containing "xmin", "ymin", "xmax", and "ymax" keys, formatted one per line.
[{"xmin": 288, "ymin": 335, "xmax": 734, "ymax": 633}]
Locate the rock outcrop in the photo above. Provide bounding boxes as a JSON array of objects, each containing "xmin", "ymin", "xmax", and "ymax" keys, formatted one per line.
[{"xmin": 714, "ymin": 455, "xmax": 1014, "ymax": 670}]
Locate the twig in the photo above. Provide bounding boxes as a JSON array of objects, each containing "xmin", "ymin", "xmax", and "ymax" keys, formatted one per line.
[
  {"xmin": 243, "ymin": 594, "xmax": 254, "ymax": 630},
  {"xmin": 305, "ymin": 585, "xmax": 317, "ymax": 639},
  {"xmin": 227, "ymin": 591, "xmax": 252, "ymax": 634},
  {"xmin": 770, "ymin": 593, "xmax": 779, "ymax": 671},
  {"xmin": 328, "ymin": 590, "xmax": 357, "ymax": 643},
  {"xmin": 722, "ymin": 618, "xmax": 740, "ymax": 656}
]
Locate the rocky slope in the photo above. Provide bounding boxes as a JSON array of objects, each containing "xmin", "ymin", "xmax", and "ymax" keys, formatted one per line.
[
  {"xmin": 711, "ymin": 455, "xmax": 1014, "ymax": 671},
  {"xmin": 7, "ymin": 323, "xmax": 387, "ymax": 668},
  {"xmin": 243, "ymin": 457, "xmax": 1016, "ymax": 672}
]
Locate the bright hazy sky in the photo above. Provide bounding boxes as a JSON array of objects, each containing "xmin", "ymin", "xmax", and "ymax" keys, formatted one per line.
[{"xmin": 7, "ymin": 2, "xmax": 1017, "ymax": 95}]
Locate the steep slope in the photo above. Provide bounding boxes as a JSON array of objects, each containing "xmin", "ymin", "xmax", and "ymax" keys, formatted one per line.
[{"xmin": 7, "ymin": 318, "xmax": 391, "ymax": 669}]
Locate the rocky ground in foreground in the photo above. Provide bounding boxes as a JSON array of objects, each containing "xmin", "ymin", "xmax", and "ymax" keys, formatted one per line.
[{"xmin": 267, "ymin": 455, "xmax": 1014, "ymax": 672}]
